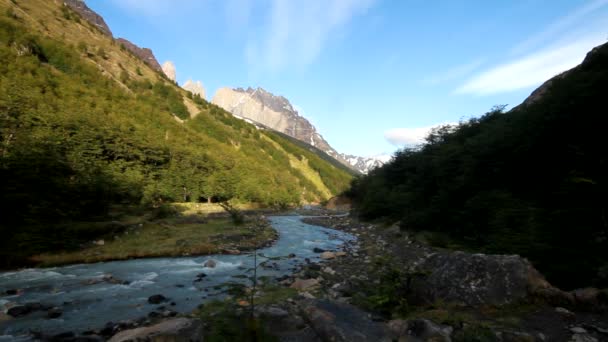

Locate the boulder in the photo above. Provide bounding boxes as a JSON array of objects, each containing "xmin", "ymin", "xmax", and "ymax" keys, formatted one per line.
[
  {"xmin": 203, "ymin": 259, "xmax": 217, "ymax": 268},
  {"xmin": 409, "ymin": 251, "xmax": 553, "ymax": 306},
  {"xmin": 108, "ymin": 318, "xmax": 203, "ymax": 342},
  {"xmin": 7, "ymin": 305, "xmax": 31, "ymax": 317},
  {"xmin": 291, "ymin": 278, "xmax": 320, "ymax": 291},
  {"xmin": 148, "ymin": 294, "xmax": 168, "ymax": 304},
  {"xmin": 300, "ymin": 299, "xmax": 391, "ymax": 341},
  {"xmin": 320, "ymin": 252, "xmax": 336, "ymax": 260}
]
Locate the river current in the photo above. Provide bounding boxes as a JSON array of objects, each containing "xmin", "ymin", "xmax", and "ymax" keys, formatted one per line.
[{"xmin": 0, "ymin": 215, "xmax": 355, "ymax": 339}]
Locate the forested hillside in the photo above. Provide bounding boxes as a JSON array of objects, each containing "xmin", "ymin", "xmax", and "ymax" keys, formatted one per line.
[
  {"xmin": 0, "ymin": 0, "xmax": 352, "ymax": 265},
  {"xmin": 348, "ymin": 42, "xmax": 608, "ymax": 289}
]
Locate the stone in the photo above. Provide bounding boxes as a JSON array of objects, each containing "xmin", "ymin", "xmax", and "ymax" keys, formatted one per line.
[
  {"xmin": 291, "ymin": 278, "xmax": 320, "ymax": 291},
  {"xmin": 400, "ymin": 319, "xmax": 453, "ymax": 342},
  {"xmin": 259, "ymin": 306, "xmax": 289, "ymax": 318},
  {"xmin": 408, "ymin": 251, "xmax": 554, "ymax": 306},
  {"xmin": 323, "ymin": 267, "xmax": 336, "ymax": 275},
  {"xmin": 320, "ymin": 251, "xmax": 336, "ymax": 260},
  {"xmin": 570, "ymin": 327, "xmax": 587, "ymax": 334},
  {"xmin": 313, "ymin": 247, "xmax": 326, "ymax": 253},
  {"xmin": 0, "ymin": 312, "xmax": 12, "ymax": 322},
  {"xmin": 555, "ymin": 306, "xmax": 575, "ymax": 317},
  {"xmin": 108, "ymin": 318, "xmax": 203, "ymax": 342},
  {"xmin": 147, "ymin": 294, "xmax": 168, "ymax": 304},
  {"xmin": 573, "ymin": 287, "xmax": 600, "ymax": 306},
  {"xmin": 571, "ymin": 334, "xmax": 598, "ymax": 342},
  {"xmin": 94, "ymin": 239, "xmax": 105, "ymax": 246},
  {"xmin": 7, "ymin": 305, "xmax": 31, "ymax": 317},
  {"xmin": 336, "ymin": 251, "xmax": 347, "ymax": 257},
  {"xmin": 301, "ymin": 299, "xmax": 391, "ymax": 341},
  {"xmin": 47, "ymin": 307, "xmax": 63, "ymax": 319},
  {"xmin": 203, "ymin": 259, "xmax": 217, "ymax": 268}
]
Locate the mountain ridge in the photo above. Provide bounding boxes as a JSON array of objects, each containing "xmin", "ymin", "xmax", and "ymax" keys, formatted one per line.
[{"xmin": 213, "ymin": 86, "xmax": 385, "ymax": 174}]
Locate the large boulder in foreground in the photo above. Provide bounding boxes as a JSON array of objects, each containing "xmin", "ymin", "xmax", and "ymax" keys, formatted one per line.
[
  {"xmin": 409, "ymin": 251, "xmax": 555, "ymax": 306},
  {"xmin": 108, "ymin": 318, "xmax": 202, "ymax": 342},
  {"xmin": 300, "ymin": 299, "xmax": 391, "ymax": 342}
]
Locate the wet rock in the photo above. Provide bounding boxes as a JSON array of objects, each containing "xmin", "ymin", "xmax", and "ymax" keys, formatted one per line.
[
  {"xmin": 47, "ymin": 307, "xmax": 63, "ymax": 319},
  {"xmin": 313, "ymin": 247, "xmax": 326, "ymax": 253},
  {"xmin": 7, "ymin": 305, "xmax": 31, "ymax": 317},
  {"xmin": 203, "ymin": 259, "xmax": 217, "ymax": 268},
  {"xmin": 409, "ymin": 251, "xmax": 554, "ymax": 306},
  {"xmin": 108, "ymin": 318, "xmax": 203, "ymax": 342},
  {"xmin": 5, "ymin": 289, "xmax": 19, "ymax": 295},
  {"xmin": 291, "ymin": 278, "xmax": 320, "ymax": 291},
  {"xmin": 571, "ymin": 333, "xmax": 598, "ymax": 342},
  {"xmin": 571, "ymin": 327, "xmax": 587, "ymax": 334},
  {"xmin": 288, "ymin": 253, "xmax": 296, "ymax": 258},
  {"xmin": 301, "ymin": 299, "xmax": 391, "ymax": 341},
  {"xmin": 147, "ymin": 294, "xmax": 168, "ymax": 304},
  {"xmin": 320, "ymin": 251, "xmax": 336, "ymax": 260},
  {"xmin": 556, "ymin": 306, "xmax": 575, "ymax": 318},
  {"xmin": 395, "ymin": 319, "xmax": 453, "ymax": 342}
]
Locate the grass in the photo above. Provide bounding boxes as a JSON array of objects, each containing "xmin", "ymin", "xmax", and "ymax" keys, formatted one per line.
[{"xmin": 30, "ymin": 215, "xmax": 277, "ymax": 267}]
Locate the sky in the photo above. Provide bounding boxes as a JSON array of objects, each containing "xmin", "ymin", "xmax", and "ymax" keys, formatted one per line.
[{"xmin": 88, "ymin": 0, "xmax": 608, "ymax": 158}]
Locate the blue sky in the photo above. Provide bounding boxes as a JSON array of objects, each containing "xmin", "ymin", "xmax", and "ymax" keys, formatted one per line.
[{"xmin": 88, "ymin": 0, "xmax": 608, "ymax": 157}]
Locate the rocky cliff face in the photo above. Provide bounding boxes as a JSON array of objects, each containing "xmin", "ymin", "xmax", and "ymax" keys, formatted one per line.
[
  {"xmin": 162, "ymin": 61, "xmax": 176, "ymax": 81},
  {"xmin": 64, "ymin": 0, "xmax": 112, "ymax": 37},
  {"xmin": 115, "ymin": 38, "xmax": 162, "ymax": 73},
  {"xmin": 212, "ymin": 87, "xmax": 384, "ymax": 173},
  {"xmin": 182, "ymin": 80, "xmax": 206, "ymax": 100}
]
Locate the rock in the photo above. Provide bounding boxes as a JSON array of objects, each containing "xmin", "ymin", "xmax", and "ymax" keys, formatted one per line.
[
  {"xmin": 288, "ymin": 253, "xmax": 296, "ymax": 258},
  {"xmin": 203, "ymin": 259, "xmax": 217, "ymax": 268},
  {"xmin": 116, "ymin": 38, "xmax": 162, "ymax": 72},
  {"xmin": 5, "ymin": 289, "xmax": 18, "ymax": 295},
  {"xmin": 7, "ymin": 305, "xmax": 31, "ymax": 317},
  {"xmin": 182, "ymin": 79, "xmax": 206, "ymax": 100},
  {"xmin": 320, "ymin": 251, "xmax": 336, "ymax": 260},
  {"xmin": 336, "ymin": 251, "xmax": 347, "ymax": 257},
  {"xmin": 195, "ymin": 272, "xmax": 207, "ymax": 278},
  {"xmin": 301, "ymin": 299, "xmax": 391, "ymax": 341},
  {"xmin": 409, "ymin": 251, "xmax": 554, "ymax": 306},
  {"xmin": 322, "ymin": 267, "xmax": 336, "ymax": 275},
  {"xmin": 223, "ymin": 249, "xmax": 240, "ymax": 255},
  {"xmin": 259, "ymin": 306, "xmax": 289, "ymax": 318},
  {"xmin": 555, "ymin": 306, "xmax": 575, "ymax": 317},
  {"xmin": 0, "ymin": 312, "xmax": 12, "ymax": 322},
  {"xmin": 147, "ymin": 294, "xmax": 168, "ymax": 304},
  {"xmin": 291, "ymin": 278, "xmax": 320, "ymax": 291},
  {"xmin": 395, "ymin": 319, "xmax": 453, "ymax": 342},
  {"xmin": 94, "ymin": 239, "xmax": 105, "ymax": 246},
  {"xmin": 63, "ymin": 0, "xmax": 113, "ymax": 37},
  {"xmin": 162, "ymin": 61, "xmax": 176, "ymax": 81},
  {"xmin": 313, "ymin": 247, "xmax": 326, "ymax": 253},
  {"xmin": 108, "ymin": 318, "xmax": 203, "ymax": 342},
  {"xmin": 571, "ymin": 334, "xmax": 598, "ymax": 342},
  {"xmin": 573, "ymin": 287, "xmax": 600, "ymax": 306},
  {"xmin": 47, "ymin": 307, "xmax": 63, "ymax": 319},
  {"xmin": 571, "ymin": 327, "xmax": 587, "ymax": 334}
]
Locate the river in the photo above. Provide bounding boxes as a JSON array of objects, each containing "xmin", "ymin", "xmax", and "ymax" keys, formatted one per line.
[{"xmin": 0, "ymin": 215, "xmax": 355, "ymax": 339}]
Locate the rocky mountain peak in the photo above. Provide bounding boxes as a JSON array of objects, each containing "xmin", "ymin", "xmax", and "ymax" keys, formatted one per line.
[
  {"xmin": 162, "ymin": 61, "xmax": 176, "ymax": 81},
  {"xmin": 64, "ymin": 0, "xmax": 112, "ymax": 37},
  {"xmin": 115, "ymin": 38, "xmax": 162, "ymax": 73},
  {"xmin": 182, "ymin": 80, "xmax": 206, "ymax": 100},
  {"xmin": 213, "ymin": 87, "xmax": 386, "ymax": 174}
]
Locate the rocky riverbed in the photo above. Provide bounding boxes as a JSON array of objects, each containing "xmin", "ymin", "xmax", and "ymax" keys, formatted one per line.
[{"xmin": 4, "ymin": 214, "xmax": 607, "ymax": 341}]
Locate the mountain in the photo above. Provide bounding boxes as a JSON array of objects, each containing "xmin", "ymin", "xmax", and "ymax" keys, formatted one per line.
[
  {"xmin": 116, "ymin": 38, "xmax": 163, "ymax": 73},
  {"xmin": 212, "ymin": 87, "xmax": 384, "ymax": 173},
  {"xmin": 64, "ymin": 0, "xmax": 112, "ymax": 37},
  {"xmin": 338, "ymin": 153, "xmax": 390, "ymax": 174},
  {"xmin": 183, "ymin": 79, "xmax": 206, "ymax": 100},
  {"xmin": 0, "ymin": 0, "xmax": 353, "ymax": 265},
  {"xmin": 348, "ymin": 42, "xmax": 608, "ymax": 289},
  {"xmin": 162, "ymin": 61, "xmax": 177, "ymax": 81}
]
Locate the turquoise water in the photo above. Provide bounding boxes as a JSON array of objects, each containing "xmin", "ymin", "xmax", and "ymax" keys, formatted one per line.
[{"xmin": 0, "ymin": 216, "xmax": 355, "ymax": 338}]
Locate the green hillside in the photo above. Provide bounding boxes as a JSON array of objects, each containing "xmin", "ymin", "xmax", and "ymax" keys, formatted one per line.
[
  {"xmin": 0, "ymin": 0, "xmax": 352, "ymax": 266},
  {"xmin": 348, "ymin": 42, "xmax": 608, "ymax": 289}
]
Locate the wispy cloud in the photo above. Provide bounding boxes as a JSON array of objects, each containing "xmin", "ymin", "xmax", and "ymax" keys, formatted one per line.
[
  {"xmin": 422, "ymin": 58, "xmax": 486, "ymax": 86},
  {"xmin": 384, "ymin": 123, "xmax": 455, "ymax": 146},
  {"xmin": 455, "ymin": 35, "xmax": 605, "ymax": 96},
  {"xmin": 510, "ymin": 0, "xmax": 608, "ymax": 56},
  {"xmin": 455, "ymin": 0, "xmax": 608, "ymax": 96},
  {"xmin": 246, "ymin": 0, "xmax": 376, "ymax": 73}
]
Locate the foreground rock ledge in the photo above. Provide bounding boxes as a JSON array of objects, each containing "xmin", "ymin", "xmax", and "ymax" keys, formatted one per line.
[{"xmin": 108, "ymin": 317, "xmax": 202, "ymax": 342}]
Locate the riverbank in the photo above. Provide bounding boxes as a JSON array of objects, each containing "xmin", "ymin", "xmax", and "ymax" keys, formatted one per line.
[{"xmin": 29, "ymin": 214, "xmax": 277, "ymax": 268}]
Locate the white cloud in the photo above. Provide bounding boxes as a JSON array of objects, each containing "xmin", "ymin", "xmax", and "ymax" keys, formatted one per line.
[
  {"xmin": 384, "ymin": 123, "xmax": 455, "ymax": 146},
  {"xmin": 510, "ymin": 0, "xmax": 608, "ymax": 55},
  {"xmin": 246, "ymin": 0, "xmax": 376, "ymax": 73},
  {"xmin": 422, "ymin": 58, "xmax": 485, "ymax": 86},
  {"xmin": 455, "ymin": 35, "xmax": 605, "ymax": 96}
]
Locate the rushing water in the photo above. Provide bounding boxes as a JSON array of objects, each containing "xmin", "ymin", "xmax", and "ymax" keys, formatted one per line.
[{"xmin": 0, "ymin": 216, "xmax": 355, "ymax": 338}]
